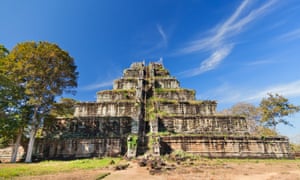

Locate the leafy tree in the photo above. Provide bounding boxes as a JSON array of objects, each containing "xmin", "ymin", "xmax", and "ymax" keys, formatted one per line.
[
  {"xmin": 0, "ymin": 45, "xmax": 11, "ymax": 147},
  {"xmin": 50, "ymin": 98, "xmax": 77, "ymax": 118},
  {"xmin": 260, "ymin": 93, "xmax": 300, "ymax": 131},
  {"xmin": 0, "ymin": 45, "xmax": 31, "ymax": 162},
  {"xmin": 220, "ymin": 102, "xmax": 261, "ymax": 133},
  {"xmin": 4, "ymin": 41, "xmax": 78, "ymax": 162}
]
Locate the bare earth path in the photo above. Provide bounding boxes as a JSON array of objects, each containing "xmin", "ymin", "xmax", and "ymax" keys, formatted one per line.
[{"xmin": 14, "ymin": 160, "xmax": 300, "ymax": 180}]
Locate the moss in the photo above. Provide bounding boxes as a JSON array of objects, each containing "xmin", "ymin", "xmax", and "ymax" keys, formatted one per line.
[
  {"xmin": 147, "ymin": 135, "xmax": 160, "ymax": 150},
  {"xmin": 148, "ymin": 97, "xmax": 178, "ymax": 104},
  {"xmin": 98, "ymin": 89, "xmax": 135, "ymax": 94},
  {"xmin": 146, "ymin": 97, "xmax": 171, "ymax": 121},
  {"xmin": 186, "ymin": 100, "xmax": 203, "ymax": 105},
  {"xmin": 127, "ymin": 135, "xmax": 138, "ymax": 149}
]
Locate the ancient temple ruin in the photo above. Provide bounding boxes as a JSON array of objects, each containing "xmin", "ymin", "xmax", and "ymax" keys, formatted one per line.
[{"xmin": 35, "ymin": 62, "xmax": 292, "ymax": 159}]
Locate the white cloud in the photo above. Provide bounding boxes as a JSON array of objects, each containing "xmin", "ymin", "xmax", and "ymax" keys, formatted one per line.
[
  {"xmin": 81, "ymin": 80, "xmax": 113, "ymax": 91},
  {"xmin": 246, "ymin": 59, "xmax": 277, "ymax": 66},
  {"xmin": 245, "ymin": 80, "xmax": 300, "ymax": 101},
  {"xmin": 179, "ymin": 0, "xmax": 276, "ymax": 77},
  {"xmin": 208, "ymin": 80, "xmax": 300, "ymax": 104},
  {"xmin": 278, "ymin": 28, "xmax": 300, "ymax": 41},
  {"xmin": 157, "ymin": 24, "xmax": 167, "ymax": 46},
  {"xmin": 181, "ymin": 45, "xmax": 233, "ymax": 77}
]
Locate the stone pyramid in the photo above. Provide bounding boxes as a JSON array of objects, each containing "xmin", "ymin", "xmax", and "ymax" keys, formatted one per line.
[{"xmin": 35, "ymin": 62, "xmax": 292, "ymax": 159}]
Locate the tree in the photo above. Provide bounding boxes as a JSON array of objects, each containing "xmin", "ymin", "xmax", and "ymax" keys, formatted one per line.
[
  {"xmin": 4, "ymin": 41, "xmax": 78, "ymax": 162},
  {"xmin": 260, "ymin": 93, "xmax": 300, "ymax": 131},
  {"xmin": 50, "ymin": 98, "xmax": 77, "ymax": 118},
  {"xmin": 2, "ymin": 61, "xmax": 29, "ymax": 164},
  {"xmin": 220, "ymin": 102, "xmax": 261, "ymax": 133},
  {"xmin": 1, "ymin": 45, "xmax": 32, "ymax": 162},
  {"xmin": 0, "ymin": 45, "xmax": 11, "ymax": 147}
]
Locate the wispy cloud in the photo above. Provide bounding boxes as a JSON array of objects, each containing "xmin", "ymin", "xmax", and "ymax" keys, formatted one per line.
[
  {"xmin": 278, "ymin": 28, "xmax": 300, "ymax": 41},
  {"xmin": 157, "ymin": 24, "xmax": 167, "ymax": 47},
  {"xmin": 207, "ymin": 80, "xmax": 300, "ymax": 104},
  {"xmin": 81, "ymin": 80, "xmax": 113, "ymax": 91},
  {"xmin": 179, "ymin": 0, "xmax": 276, "ymax": 77},
  {"xmin": 246, "ymin": 59, "xmax": 277, "ymax": 66},
  {"xmin": 245, "ymin": 80, "xmax": 300, "ymax": 101},
  {"xmin": 180, "ymin": 45, "xmax": 233, "ymax": 76},
  {"xmin": 136, "ymin": 24, "xmax": 168, "ymax": 56}
]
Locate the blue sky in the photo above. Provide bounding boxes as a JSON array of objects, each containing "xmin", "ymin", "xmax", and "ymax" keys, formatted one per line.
[{"xmin": 1, "ymin": 0, "xmax": 300, "ymax": 142}]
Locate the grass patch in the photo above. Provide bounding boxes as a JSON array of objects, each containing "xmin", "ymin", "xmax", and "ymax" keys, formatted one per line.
[{"xmin": 0, "ymin": 157, "xmax": 120, "ymax": 178}]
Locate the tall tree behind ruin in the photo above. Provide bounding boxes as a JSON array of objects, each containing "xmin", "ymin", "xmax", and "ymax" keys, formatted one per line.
[
  {"xmin": 260, "ymin": 93, "xmax": 300, "ymax": 131},
  {"xmin": 220, "ymin": 102, "xmax": 261, "ymax": 134},
  {"xmin": 4, "ymin": 42, "xmax": 78, "ymax": 162}
]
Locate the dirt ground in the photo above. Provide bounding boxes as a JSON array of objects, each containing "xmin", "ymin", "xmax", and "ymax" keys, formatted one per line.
[{"xmin": 15, "ymin": 160, "xmax": 300, "ymax": 180}]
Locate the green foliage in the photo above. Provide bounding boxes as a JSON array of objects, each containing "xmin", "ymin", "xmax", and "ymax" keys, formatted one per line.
[
  {"xmin": 260, "ymin": 93, "xmax": 300, "ymax": 130},
  {"xmin": 0, "ymin": 45, "xmax": 30, "ymax": 144},
  {"xmin": 155, "ymin": 88, "xmax": 195, "ymax": 95},
  {"xmin": 2, "ymin": 41, "xmax": 78, "ymax": 162},
  {"xmin": 50, "ymin": 98, "xmax": 77, "ymax": 118},
  {"xmin": 127, "ymin": 135, "xmax": 138, "ymax": 149},
  {"xmin": 0, "ymin": 137, "xmax": 10, "ymax": 148},
  {"xmin": 6, "ymin": 41, "xmax": 78, "ymax": 107},
  {"xmin": 0, "ymin": 158, "xmax": 120, "ymax": 178}
]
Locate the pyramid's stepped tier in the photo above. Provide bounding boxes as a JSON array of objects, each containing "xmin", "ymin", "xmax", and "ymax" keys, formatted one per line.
[
  {"xmin": 159, "ymin": 115, "xmax": 248, "ymax": 135},
  {"xmin": 154, "ymin": 88, "xmax": 195, "ymax": 101},
  {"xmin": 123, "ymin": 69, "xmax": 142, "ymax": 78},
  {"xmin": 44, "ymin": 117, "xmax": 132, "ymax": 139},
  {"xmin": 97, "ymin": 90, "xmax": 136, "ymax": 102},
  {"xmin": 113, "ymin": 77, "xmax": 180, "ymax": 90},
  {"xmin": 154, "ymin": 78, "xmax": 180, "ymax": 89},
  {"xmin": 74, "ymin": 101, "xmax": 137, "ymax": 117},
  {"xmin": 113, "ymin": 78, "xmax": 139, "ymax": 90},
  {"xmin": 155, "ymin": 100, "xmax": 216, "ymax": 115},
  {"xmin": 34, "ymin": 138, "xmax": 126, "ymax": 159},
  {"xmin": 160, "ymin": 136, "xmax": 291, "ymax": 158},
  {"xmin": 123, "ymin": 62, "xmax": 145, "ymax": 76},
  {"xmin": 96, "ymin": 88, "xmax": 196, "ymax": 103}
]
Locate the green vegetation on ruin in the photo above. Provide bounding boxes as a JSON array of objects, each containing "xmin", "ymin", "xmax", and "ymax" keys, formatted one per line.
[
  {"xmin": 146, "ymin": 132, "xmax": 291, "ymax": 141},
  {"xmin": 0, "ymin": 157, "xmax": 121, "ymax": 178},
  {"xmin": 98, "ymin": 89, "xmax": 135, "ymax": 94},
  {"xmin": 148, "ymin": 97, "xmax": 178, "ymax": 104},
  {"xmin": 155, "ymin": 88, "xmax": 195, "ymax": 94},
  {"xmin": 146, "ymin": 97, "xmax": 171, "ymax": 121},
  {"xmin": 127, "ymin": 134, "xmax": 138, "ymax": 149}
]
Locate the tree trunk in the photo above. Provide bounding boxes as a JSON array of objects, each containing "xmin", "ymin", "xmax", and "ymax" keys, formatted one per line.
[
  {"xmin": 25, "ymin": 107, "xmax": 38, "ymax": 163},
  {"xmin": 11, "ymin": 129, "xmax": 23, "ymax": 163}
]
